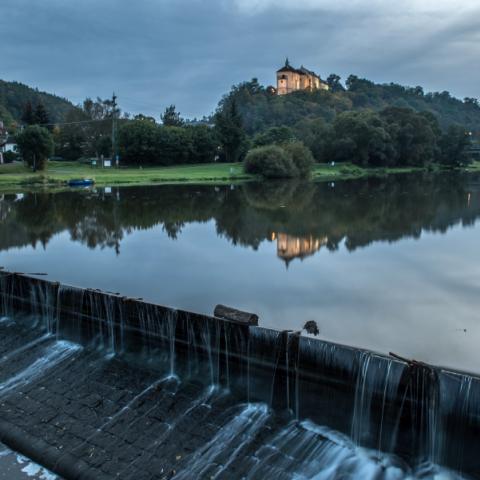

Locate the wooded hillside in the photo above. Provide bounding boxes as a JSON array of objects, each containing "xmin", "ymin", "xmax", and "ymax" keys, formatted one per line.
[
  {"xmin": 220, "ymin": 77, "xmax": 480, "ymax": 135},
  {"xmin": 0, "ymin": 79, "xmax": 78, "ymax": 128}
]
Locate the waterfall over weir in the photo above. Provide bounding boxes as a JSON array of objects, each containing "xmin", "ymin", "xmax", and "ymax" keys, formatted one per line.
[{"xmin": 0, "ymin": 271, "xmax": 479, "ymax": 479}]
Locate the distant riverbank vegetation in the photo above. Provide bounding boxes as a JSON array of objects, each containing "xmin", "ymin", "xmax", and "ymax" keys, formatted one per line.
[{"xmin": 1, "ymin": 74, "xmax": 479, "ymax": 181}]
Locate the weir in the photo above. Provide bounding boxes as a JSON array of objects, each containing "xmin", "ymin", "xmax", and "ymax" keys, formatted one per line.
[{"xmin": 0, "ymin": 270, "xmax": 479, "ymax": 479}]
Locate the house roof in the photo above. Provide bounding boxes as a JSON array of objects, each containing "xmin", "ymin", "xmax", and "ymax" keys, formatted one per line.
[
  {"xmin": 277, "ymin": 60, "xmax": 328, "ymax": 84},
  {"xmin": 277, "ymin": 63, "xmax": 324, "ymax": 79},
  {"xmin": 298, "ymin": 66, "xmax": 319, "ymax": 78}
]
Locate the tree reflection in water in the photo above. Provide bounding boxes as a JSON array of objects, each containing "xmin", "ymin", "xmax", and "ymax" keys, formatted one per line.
[{"xmin": 0, "ymin": 172, "xmax": 479, "ymax": 264}]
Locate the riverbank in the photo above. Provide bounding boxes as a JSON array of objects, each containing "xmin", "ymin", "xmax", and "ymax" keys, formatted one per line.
[{"xmin": 0, "ymin": 160, "xmax": 477, "ymax": 192}]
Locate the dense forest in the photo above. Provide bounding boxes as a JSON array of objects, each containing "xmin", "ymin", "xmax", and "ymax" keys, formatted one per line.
[
  {"xmin": 0, "ymin": 79, "xmax": 78, "ymax": 128},
  {"xmin": 224, "ymin": 77, "xmax": 480, "ymax": 135}
]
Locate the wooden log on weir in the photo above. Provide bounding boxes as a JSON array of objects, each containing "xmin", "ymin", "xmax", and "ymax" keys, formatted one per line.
[{"xmin": 214, "ymin": 304, "xmax": 259, "ymax": 326}]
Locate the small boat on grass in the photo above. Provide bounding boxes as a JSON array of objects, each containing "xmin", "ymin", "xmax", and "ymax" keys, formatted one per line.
[{"xmin": 67, "ymin": 178, "xmax": 95, "ymax": 187}]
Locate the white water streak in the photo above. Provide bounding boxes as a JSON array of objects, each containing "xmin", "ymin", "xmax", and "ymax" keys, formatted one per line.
[
  {"xmin": 0, "ymin": 341, "xmax": 81, "ymax": 397},
  {"xmin": 173, "ymin": 403, "xmax": 270, "ymax": 480},
  {"xmin": 245, "ymin": 419, "xmax": 466, "ymax": 480}
]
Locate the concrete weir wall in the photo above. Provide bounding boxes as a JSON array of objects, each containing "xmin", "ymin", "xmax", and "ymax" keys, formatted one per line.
[{"xmin": 1, "ymin": 270, "xmax": 480, "ymax": 477}]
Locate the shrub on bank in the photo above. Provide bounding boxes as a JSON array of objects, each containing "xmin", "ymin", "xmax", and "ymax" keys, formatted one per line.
[
  {"xmin": 244, "ymin": 142, "xmax": 314, "ymax": 179},
  {"xmin": 2, "ymin": 151, "xmax": 18, "ymax": 163},
  {"xmin": 244, "ymin": 145, "xmax": 297, "ymax": 178},
  {"xmin": 283, "ymin": 141, "xmax": 314, "ymax": 177}
]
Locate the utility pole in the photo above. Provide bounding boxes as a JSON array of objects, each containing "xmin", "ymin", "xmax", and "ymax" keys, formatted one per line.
[{"xmin": 111, "ymin": 92, "xmax": 118, "ymax": 167}]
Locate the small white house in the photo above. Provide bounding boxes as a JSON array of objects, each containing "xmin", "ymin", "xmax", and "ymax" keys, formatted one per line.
[
  {"xmin": 1, "ymin": 139, "xmax": 17, "ymax": 153},
  {"xmin": 0, "ymin": 139, "xmax": 17, "ymax": 164}
]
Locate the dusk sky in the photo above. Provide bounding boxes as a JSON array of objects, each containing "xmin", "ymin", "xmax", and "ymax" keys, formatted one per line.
[{"xmin": 1, "ymin": 0, "xmax": 479, "ymax": 119}]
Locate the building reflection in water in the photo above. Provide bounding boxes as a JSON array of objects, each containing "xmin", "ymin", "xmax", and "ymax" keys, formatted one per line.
[{"xmin": 271, "ymin": 232, "xmax": 328, "ymax": 266}]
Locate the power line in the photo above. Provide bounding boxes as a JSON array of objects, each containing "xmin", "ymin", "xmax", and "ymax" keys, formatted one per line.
[{"xmin": 40, "ymin": 118, "xmax": 113, "ymax": 127}]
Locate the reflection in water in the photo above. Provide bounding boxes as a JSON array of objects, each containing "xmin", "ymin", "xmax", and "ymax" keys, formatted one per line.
[
  {"xmin": 273, "ymin": 232, "xmax": 328, "ymax": 265},
  {"xmin": 1, "ymin": 173, "xmax": 479, "ymax": 257},
  {"xmin": 1, "ymin": 172, "xmax": 480, "ymax": 373}
]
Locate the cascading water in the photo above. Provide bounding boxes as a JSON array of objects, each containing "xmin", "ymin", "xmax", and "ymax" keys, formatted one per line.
[
  {"xmin": 239, "ymin": 419, "xmax": 466, "ymax": 480},
  {"xmin": 0, "ymin": 272, "xmax": 14, "ymax": 321},
  {"xmin": 172, "ymin": 403, "xmax": 271, "ymax": 480},
  {"xmin": 28, "ymin": 279, "xmax": 57, "ymax": 333},
  {"xmin": 0, "ymin": 272, "xmax": 479, "ymax": 479},
  {"xmin": 434, "ymin": 371, "xmax": 480, "ymax": 473},
  {"xmin": 350, "ymin": 352, "xmax": 405, "ymax": 451}
]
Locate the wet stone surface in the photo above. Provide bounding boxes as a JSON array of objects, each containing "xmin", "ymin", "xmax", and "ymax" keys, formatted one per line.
[
  {"xmin": 0, "ymin": 443, "xmax": 59, "ymax": 479},
  {"xmin": 0, "ymin": 316, "xmax": 471, "ymax": 480},
  {"xmin": 0, "ymin": 318, "xmax": 262, "ymax": 479}
]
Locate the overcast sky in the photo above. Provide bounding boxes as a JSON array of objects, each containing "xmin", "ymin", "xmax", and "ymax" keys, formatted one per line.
[{"xmin": 1, "ymin": 0, "xmax": 479, "ymax": 119}]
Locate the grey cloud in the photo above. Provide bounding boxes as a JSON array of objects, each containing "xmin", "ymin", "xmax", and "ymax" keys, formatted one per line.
[{"xmin": 0, "ymin": 0, "xmax": 479, "ymax": 119}]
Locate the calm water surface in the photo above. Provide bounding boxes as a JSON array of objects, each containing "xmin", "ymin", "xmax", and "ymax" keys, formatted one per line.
[{"xmin": 1, "ymin": 173, "xmax": 479, "ymax": 373}]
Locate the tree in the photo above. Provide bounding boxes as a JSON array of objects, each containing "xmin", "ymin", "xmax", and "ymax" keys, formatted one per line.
[
  {"xmin": 134, "ymin": 114, "xmax": 156, "ymax": 123},
  {"xmin": 464, "ymin": 97, "xmax": 479, "ymax": 108},
  {"xmin": 118, "ymin": 119, "xmax": 159, "ymax": 165},
  {"xmin": 16, "ymin": 125, "xmax": 54, "ymax": 171},
  {"xmin": 54, "ymin": 125, "xmax": 85, "ymax": 160},
  {"xmin": 252, "ymin": 126, "xmax": 296, "ymax": 147},
  {"xmin": 215, "ymin": 100, "xmax": 247, "ymax": 162},
  {"xmin": 161, "ymin": 105, "xmax": 184, "ymax": 127},
  {"xmin": 83, "ymin": 97, "xmax": 118, "ymax": 120},
  {"xmin": 413, "ymin": 86, "xmax": 424, "ymax": 97},
  {"xmin": 439, "ymin": 126, "xmax": 472, "ymax": 167},
  {"xmin": 22, "ymin": 102, "xmax": 35, "ymax": 125},
  {"xmin": 156, "ymin": 126, "xmax": 192, "ymax": 165},
  {"xmin": 294, "ymin": 118, "xmax": 332, "ymax": 162},
  {"xmin": 95, "ymin": 135, "xmax": 112, "ymax": 157},
  {"xmin": 326, "ymin": 74, "xmax": 345, "ymax": 92},
  {"xmin": 81, "ymin": 97, "xmax": 117, "ymax": 157},
  {"xmin": 188, "ymin": 125, "xmax": 218, "ymax": 163},
  {"xmin": 53, "ymin": 108, "xmax": 89, "ymax": 160},
  {"xmin": 331, "ymin": 111, "xmax": 395, "ymax": 166},
  {"xmin": 380, "ymin": 107, "xmax": 440, "ymax": 166},
  {"xmin": 34, "ymin": 103, "xmax": 50, "ymax": 126}
]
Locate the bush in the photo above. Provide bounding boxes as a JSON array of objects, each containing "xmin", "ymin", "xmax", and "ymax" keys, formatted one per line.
[
  {"xmin": 283, "ymin": 141, "xmax": 314, "ymax": 177},
  {"xmin": 244, "ymin": 145, "xmax": 298, "ymax": 179},
  {"xmin": 3, "ymin": 151, "xmax": 18, "ymax": 163}
]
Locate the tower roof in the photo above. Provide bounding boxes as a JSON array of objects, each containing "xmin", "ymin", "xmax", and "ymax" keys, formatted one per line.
[{"xmin": 277, "ymin": 57, "xmax": 297, "ymax": 73}]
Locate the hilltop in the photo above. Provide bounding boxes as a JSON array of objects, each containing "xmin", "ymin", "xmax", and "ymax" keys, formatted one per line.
[
  {"xmin": 221, "ymin": 77, "xmax": 480, "ymax": 135},
  {"xmin": 0, "ymin": 79, "xmax": 79, "ymax": 128}
]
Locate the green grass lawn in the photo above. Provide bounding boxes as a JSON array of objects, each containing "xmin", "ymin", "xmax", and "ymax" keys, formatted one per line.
[
  {"xmin": 467, "ymin": 159, "xmax": 480, "ymax": 172},
  {"xmin": 0, "ymin": 161, "xmax": 253, "ymax": 189},
  {"xmin": 0, "ymin": 159, "xmax": 478, "ymax": 192}
]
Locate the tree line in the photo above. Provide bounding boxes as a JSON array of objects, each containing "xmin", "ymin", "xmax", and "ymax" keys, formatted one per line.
[{"xmin": 7, "ymin": 74, "xmax": 479, "ymax": 172}]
